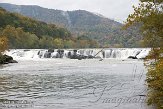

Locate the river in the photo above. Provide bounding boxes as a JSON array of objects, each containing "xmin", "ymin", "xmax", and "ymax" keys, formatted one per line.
[{"xmin": 0, "ymin": 49, "xmax": 154, "ymax": 109}]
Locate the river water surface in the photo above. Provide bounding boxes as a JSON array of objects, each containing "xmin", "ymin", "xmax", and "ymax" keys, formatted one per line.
[{"xmin": 0, "ymin": 59, "xmax": 154, "ymax": 109}]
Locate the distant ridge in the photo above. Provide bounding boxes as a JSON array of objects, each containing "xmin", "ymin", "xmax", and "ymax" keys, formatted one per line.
[{"xmin": 0, "ymin": 3, "xmax": 142, "ymax": 47}]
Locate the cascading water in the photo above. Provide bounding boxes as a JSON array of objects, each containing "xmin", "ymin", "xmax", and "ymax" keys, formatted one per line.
[{"xmin": 5, "ymin": 48, "xmax": 151, "ymax": 60}]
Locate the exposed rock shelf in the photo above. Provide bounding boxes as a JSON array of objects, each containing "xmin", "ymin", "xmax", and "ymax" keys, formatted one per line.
[{"xmin": 0, "ymin": 55, "xmax": 18, "ymax": 64}]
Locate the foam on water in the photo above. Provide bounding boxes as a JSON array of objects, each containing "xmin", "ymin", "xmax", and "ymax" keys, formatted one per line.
[{"xmin": 4, "ymin": 48, "xmax": 151, "ymax": 60}]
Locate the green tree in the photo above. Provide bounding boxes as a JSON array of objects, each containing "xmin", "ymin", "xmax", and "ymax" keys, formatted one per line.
[
  {"xmin": 63, "ymin": 40, "xmax": 75, "ymax": 48},
  {"xmin": 39, "ymin": 37, "xmax": 53, "ymax": 49}
]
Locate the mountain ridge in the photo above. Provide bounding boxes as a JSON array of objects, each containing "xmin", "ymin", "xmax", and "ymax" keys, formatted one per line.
[{"xmin": 0, "ymin": 3, "xmax": 142, "ymax": 47}]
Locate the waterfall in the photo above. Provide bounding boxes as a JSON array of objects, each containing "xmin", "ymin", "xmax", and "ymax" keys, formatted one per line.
[{"xmin": 5, "ymin": 48, "xmax": 151, "ymax": 60}]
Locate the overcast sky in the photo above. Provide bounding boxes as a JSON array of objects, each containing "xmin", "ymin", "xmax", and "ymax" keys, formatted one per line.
[{"xmin": 0, "ymin": 0, "xmax": 139, "ymax": 23}]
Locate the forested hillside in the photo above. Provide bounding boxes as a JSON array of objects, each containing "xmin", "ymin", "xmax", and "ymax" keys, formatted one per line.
[
  {"xmin": 0, "ymin": 7, "xmax": 99, "ymax": 49},
  {"xmin": 0, "ymin": 3, "xmax": 142, "ymax": 47}
]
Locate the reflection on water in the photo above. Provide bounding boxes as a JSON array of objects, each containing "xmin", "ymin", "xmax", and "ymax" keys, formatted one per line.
[{"xmin": 0, "ymin": 59, "xmax": 153, "ymax": 109}]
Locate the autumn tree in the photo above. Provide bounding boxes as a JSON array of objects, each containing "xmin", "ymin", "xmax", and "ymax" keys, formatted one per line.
[
  {"xmin": 53, "ymin": 38, "xmax": 64, "ymax": 49},
  {"xmin": 2, "ymin": 25, "xmax": 39, "ymax": 49},
  {"xmin": 0, "ymin": 36, "xmax": 8, "ymax": 64},
  {"xmin": 125, "ymin": 0, "xmax": 163, "ymax": 108},
  {"xmin": 0, "ymin": 36, "xmax": 8, "ymax": 53}
]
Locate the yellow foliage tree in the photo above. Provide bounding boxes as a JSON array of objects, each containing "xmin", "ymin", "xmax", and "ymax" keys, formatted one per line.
[
  {"xmin": 0, "ymin": 36, "xmax": 8, "ymax": 53},
  {"xmin": 124, "ymin": 0, "xmax": 163, "ymax": 108},
  {"xmin": 53, "ymin": 38, "xmax": 64, "ymax": 49}
]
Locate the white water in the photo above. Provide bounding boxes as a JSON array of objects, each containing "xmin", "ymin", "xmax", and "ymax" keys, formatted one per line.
[{"xmin": 5, "ymin": 48, "xmax": 150, "ymax": 60}]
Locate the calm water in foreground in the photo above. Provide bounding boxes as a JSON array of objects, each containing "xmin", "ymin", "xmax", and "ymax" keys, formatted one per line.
[{"xmin": 0, "ymin": 59, "xmax": 154, "ymax": 109}]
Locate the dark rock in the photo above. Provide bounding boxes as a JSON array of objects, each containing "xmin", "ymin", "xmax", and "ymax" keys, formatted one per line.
[
  {"xmin": 4, "ymin": 55, "xmax": 13, "ymax": 62},
  {"xmin": 73, "ymin": 50, "xmax": 78, "ymax": 52},
  {"xmin": 9, "ymin": 60, "xmax": 18, "ymax": 63},
  {"xmin": 0, "ymin": 55, "xmax": 18, "ymax": 64},
  {"xmin": 57, "ymin": 49, "xmax": 64, "ymax": 54},
  {"xmin": 138, "ymin": 95, "xmax": 146, "ymax": 97},
  {"xmin": 128, "ymin": 56, "xmax": 138, "ymax": 59},
  {"xmin": 78, "ymin": 55, "xmax": 83, "ymax": 60},
  {"xmin": 78, "ymin": 55, "xmax": 86, "ymax": 60},
  {"xmin": 67, "ymin": 52, "xmax": 72, "ymax": 58},
  {"xmin": 70, "ymin": 55, "xmax": 78, "ymax": 59},
  {"xmin": 24, "ymin": 49, "xmax": 30, "ymax": 51},
  {"xmin": 70, "ymin": 54, "xmax": 93, "ymax": 60},
  {"xmin": 44, "ymin": 51, "xmax": 51, "ymax": 58},
  {"xmin": 80, "ymin": 55, "xmax": 87, "ymax": 59},
  {"xmin": 37, "ymin": 51, "xmax": 40, "ymax": 55},
  {"xmin": 69, "ymin": 50, "xmax": 78, "ymax": 59},
  {"xmin": 48, "ymin": 49, "xmax": 54, "ymax": 53},
  {"xmin": 56, "ymin": 53, "xmax": 61, "ymax": 58},
  {"xmin": 87, "ymin": 55, "xmax": 94, "ymax": 59},
  {"xmin": 67, "ymin": 49, "xmax": 97, "ymax": 60},
  {"xmin": 57, "ymin": 49, "xmax": 64, "ymax": 58},
  {"xmin": 72, "ymin": 50, "xmax": 78, "ymax": 56},
  {"xmin": 102, "ymin": 51, "xmax": 105, "ymax": 58}
]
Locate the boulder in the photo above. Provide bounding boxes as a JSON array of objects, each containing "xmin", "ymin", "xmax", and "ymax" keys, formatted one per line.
[
  {"xmin": 44, "ymin": 51, "xmax": 51, "ymax": 58},
  {"xmin": 70, "ymin": 54, "xmax": 78, "ymax": 59},
  {"xmin": 4, "ymin": 55, "xmax": 13, "ymax": 62},
  {"xmin": 0, "ymin": 55, "xmax": 18, "ymax": 64},
  {"xmin": 69, "ymin": 50, "xmax": 78, "ymax": 59},
  {"xmin": 72, "ymin": 50, "xmax": 78, "ymax": 56},
  {"xmin": 48, "ymin": 49, "xmax": 54, "ymax": 53},
  {"xmin": 57, "ymin": 49, "xmax": 64, "ymax": 58},
  {"xmin": 67, "ymin": 52, "xmax": 72, "ymax": 58}
]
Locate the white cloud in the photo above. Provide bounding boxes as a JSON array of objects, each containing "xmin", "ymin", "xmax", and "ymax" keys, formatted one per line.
[{"xmin": 0, "ymin": 0, "xmax": 139, "ymax": 23}]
